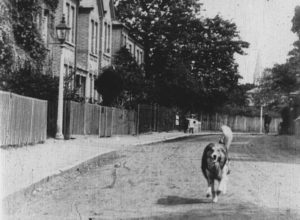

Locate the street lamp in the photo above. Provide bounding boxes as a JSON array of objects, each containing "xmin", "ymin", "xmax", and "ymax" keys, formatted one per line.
[
  {"xmin": 55, "ymin": 15, "xmax": 70, "ymax": 140},
  {"xmin": 56, "ymin": 15, "xmax": 70, "ymax": 44}
]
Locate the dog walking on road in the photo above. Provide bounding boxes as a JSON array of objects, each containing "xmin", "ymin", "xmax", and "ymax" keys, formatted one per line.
[{"xmin": 201, "ymin": 125, "xmax": 233, "ymax": 203}]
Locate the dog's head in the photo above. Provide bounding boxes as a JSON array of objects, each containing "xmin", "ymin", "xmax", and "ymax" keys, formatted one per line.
[{"xmin": 205, "ymin": 144, "xmax": 227, "ymax": 167}]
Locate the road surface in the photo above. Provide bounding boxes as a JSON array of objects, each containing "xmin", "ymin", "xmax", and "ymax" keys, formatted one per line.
[{"xmin": 3, "ymin": 135, "xmax": 300, "ymax": 219}]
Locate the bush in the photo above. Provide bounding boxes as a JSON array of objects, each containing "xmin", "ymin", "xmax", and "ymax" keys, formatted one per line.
[
  {"xmin": 94, "ymin": 67, "xmax": 123, "ymax": 106},
  {"xmin": 0, "ymin": 63, "xmax": 58, "ymax": 101}
]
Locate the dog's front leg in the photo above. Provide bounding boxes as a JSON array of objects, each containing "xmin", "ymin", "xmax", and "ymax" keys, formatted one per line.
[
  {"xmin": 212, "ymin": 180, "xmax": 218, "ymax": 203},
  {"xmin": 218, "ymin": 165, "xmax": 229, "ymax": 195},
  {"xmin": 206, "ymin": 181, "xmax": 212, "ymax": 198}
]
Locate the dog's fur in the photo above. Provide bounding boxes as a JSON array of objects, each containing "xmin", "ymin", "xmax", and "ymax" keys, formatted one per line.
[{"xmin": 201, "ymin": 125, "xmax": 233, "ymax": 203}]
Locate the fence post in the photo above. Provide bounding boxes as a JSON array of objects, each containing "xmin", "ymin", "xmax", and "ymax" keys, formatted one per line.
[
  {"xmin": 215, "ymin": 113, "xmax": 218, "ymax": 130},
  {"xmin": 136, "ymin": 104, "xmax": 140, "ymax": 135},
  {"xmin": 30, "ymin": 99, "xmax": 34, "ymax": 143},
  {"xmin": 111, "ymin": 107, "xmax": 114, "ymax": 136},
  {"xmin": 63, "ymin": 101, "xmax": 71, "ymax": 140},
  {"xmin": 98, "ymin": 106, "xmax": 102, "ymax": 137}
]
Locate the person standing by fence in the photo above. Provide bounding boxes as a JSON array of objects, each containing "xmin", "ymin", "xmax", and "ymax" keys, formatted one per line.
[{"xmin": 264, "ymin": 113, "xmax": 272, "ymax": 134}]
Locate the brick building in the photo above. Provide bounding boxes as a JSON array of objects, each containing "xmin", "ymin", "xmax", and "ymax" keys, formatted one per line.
[
  {"xmin": 51, "ymin": 0, "xmax": 80, "ymax": 89},
  {"xmin": 99, "ymin": 0, "xmax": 115, "ymax": 70},
  {"xmin": 112, "ymin": 20, "xmax": 144, "ymax": 66},
  {"xmin": 76, "ymin": 0, "xmax": 104, "ymax": 102}
]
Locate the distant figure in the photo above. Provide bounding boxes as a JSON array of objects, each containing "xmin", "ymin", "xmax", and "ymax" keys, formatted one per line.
[
  {"xmin": 264, "ymin": 113, "xmax": 272, "ymax": 134},
  {"xmin": 188, "ymin": 119, "xmax": 196, "ymax": 134}
]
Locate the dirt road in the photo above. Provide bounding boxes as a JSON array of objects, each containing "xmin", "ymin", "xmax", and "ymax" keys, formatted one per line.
[{"xmin": 3, "ymin": 135, "xmax": 300, "ymax": 219}]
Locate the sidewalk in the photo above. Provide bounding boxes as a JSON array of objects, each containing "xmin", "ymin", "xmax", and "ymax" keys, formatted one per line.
[{"xmin": 1, "ymin": 131, "xmax": 217, "ymax": 199}]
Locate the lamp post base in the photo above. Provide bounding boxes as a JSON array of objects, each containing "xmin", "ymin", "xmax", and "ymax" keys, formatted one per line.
[{"xmin": 55, "ymin": 133, "xmax": 64, "ymax": 140}]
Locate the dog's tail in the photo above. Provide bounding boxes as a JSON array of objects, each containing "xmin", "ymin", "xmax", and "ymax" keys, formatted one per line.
[{"xmin": 221, "ymin": 125, "xmax": 233, "ymax": 150}]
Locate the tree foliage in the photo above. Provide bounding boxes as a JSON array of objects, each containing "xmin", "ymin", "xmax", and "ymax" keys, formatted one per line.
[
  {"xmin": 255, "ymin": 5, "xmax": 300, "ymax": 109},
  {"xmin": 95, "ymin": 48, "xmax": 146, "ymax": 108},
  {"xmin": 0, "ymin": 0, "xmax": 59, "ymax": 101},
  {"xmin": 114, "ymin": 47, "xmax": 148, "ymax": 108},
  {"xmin": 115, "ymin": 0, "xmax": 249, "ymax": 112},
  {"xmin": 95, "ymin": 67, "xmax": 123, "ymax": 106},
  {"xmin": 1, "ymin": 62, "xmax": 59, "ymax": 101}
]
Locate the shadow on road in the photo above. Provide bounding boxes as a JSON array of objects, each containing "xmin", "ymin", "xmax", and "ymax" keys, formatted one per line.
[{"xmin": 157, "ymin": 196, "xmax": 211, "ymax": 205}]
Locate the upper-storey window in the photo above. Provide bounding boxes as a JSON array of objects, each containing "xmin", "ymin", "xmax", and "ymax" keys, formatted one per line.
[
  {"xmin": 66, "ymin": 2, "xmax": 76, "ymax": 44},
  {"xmin": 136, "ymin": 49, "xmax": 139, "ymax": 64},
  {"xmin": 95, "ymin": 22, "xmax": 98, "ymax": 54},
  {"xmin": 107, "ymin": 24, "xmax": 111, "ymax": 53},
  {"xmin": 66, "ymin": 3, "xmax": 70, "ymax": 42},
  {"xmin": 91, "ymin": 20, "xmax": 94, "ymax": 53},
  {"xmin": 71, "ymin": 6, "xmax": 75, "ymax": 43},
  {"xmin": 140, "ymin": 51, "xmax": 143, "ymax": 64},
  {"xmin": 104, "ymin": 22, "xmax": 107, "ymax": 53},
  {"xmin": 91, "ymin": 20, "xmax": 98, "ymax": 55}
]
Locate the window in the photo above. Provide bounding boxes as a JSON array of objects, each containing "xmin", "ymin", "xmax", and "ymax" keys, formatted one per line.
[
  {"xmin": 42, "ymin": 9, "xmax": 48, "ymax": 44},
  {"xmin": 107, "ymin": 24, "xmax": 111, "ymax": 53},
  {"xmin": 75, "ymin": 75, "xmax": 86, "ymax": 97},
  {"xmin": 90, "ymin": 74, "xmax": 93, "ymax": 99},
  {"xmin": 66, "ymin": 3, "xmax": 70, "ymax": 42},
  {"xmin": 91, "ymin": 20, "xmax": 94, "ymax": 53},
  {"xmin": 136, "ymin": 49, "xmax": 139, "ymax": 64},
  {"xmin": 81, "ymin": 76, "xmax": 86, "ymax": 97},
  {"xmin": 94, "ymin": 76, "xmax": 97, "ymax": 100},
  {"xmin": 140, "ymin": 51, "xmax": 143, "ymax": 64},
  {"xmin": 104, "ymin": 22, "xmax": 107, "ymax": 53},
  {"xmin": 64, "ymin": 64, "xmax": 68, "ymax": 77},
  {"xmin": 71, "ymin": 6, "xmax": 75, "ymax": 43},
  {"xmin": 129, "ymin": 44, "xmax": 132, "ymax": 55},
  {"xmin": 65, "ymin": 3, "xmax": 76, "ymax": 43},
  {"xmin": 69, "ymin": 66, "xmax": 73, "ymax": 89},
  {"xmin": 95, "ymin": 22, "xmax": 98, "ymax": 54}
]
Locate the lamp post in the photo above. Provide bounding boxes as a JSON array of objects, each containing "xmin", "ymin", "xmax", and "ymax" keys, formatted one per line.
[{"xmin": 55, "ymin": 15, "xmax": 70, "ymax": 139}]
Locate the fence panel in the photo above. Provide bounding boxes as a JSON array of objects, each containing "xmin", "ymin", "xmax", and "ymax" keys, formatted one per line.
[
  {"xmin": 84, "ymin": 103, "xmax": 101, "ymax": 135},
  {"xmin": 0, "ymin": 91, "xmax": 47, "ymax": 147},
  {"xmin": 99, "ymin": 106, "xmax": 107, "ymax": 137},
  {"xmin": 199, "ymin": 113, "xmax": 280, "ymax": 133},
  {"xmin": 69, "ymin": 101, "xmax": 85, "ymax": 135},
  {"xmin": 137, "ymin": 104, "xmax": 154, "ymax": 133},
  {"xmin": 157, "ymin": 106, "xmax": 176, "ymax": 132},
  {"xmin": 105, "ymin": 107, "xmax": 113, "ymax": 137}
]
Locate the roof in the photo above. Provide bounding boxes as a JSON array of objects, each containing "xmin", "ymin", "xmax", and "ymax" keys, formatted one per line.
[{"xmin": 79, "ymin": 0, "xmax": 104, "ymax": 17}]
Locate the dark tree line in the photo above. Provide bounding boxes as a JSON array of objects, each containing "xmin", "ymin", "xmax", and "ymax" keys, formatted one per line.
[{"xmin": 96, "ymin": 0, "xmax": 249, "ymax": 112}]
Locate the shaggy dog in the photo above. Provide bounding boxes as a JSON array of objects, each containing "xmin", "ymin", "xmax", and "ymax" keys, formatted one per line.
[{"xmin": 201, "ymin": 125, "xmax": 233, "ymax": 203}]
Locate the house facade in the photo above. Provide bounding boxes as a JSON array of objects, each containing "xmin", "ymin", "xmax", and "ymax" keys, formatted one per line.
[
  {"xmin": 99, "ymin": 0, "xmax": 115, "ymax": 70},
  {"xmin": 76, "ymin": 0, "xmax": 104, "ymax": 102},
  {"xmin": 51, "ymin": 0, "xmax": 80, "ymax": 90},
  {"xmin": 6, "ymin": 0, "xmax": 144, "ymax": 103},
  {"xmin": 112, "ymin": 21, "xmax": 144, "ymax": 65}
]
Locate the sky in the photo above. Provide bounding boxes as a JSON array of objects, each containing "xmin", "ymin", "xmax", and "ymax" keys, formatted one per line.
[{"xmin": 200, "ymin": 0, "xmax": 299, "ymax": 84}]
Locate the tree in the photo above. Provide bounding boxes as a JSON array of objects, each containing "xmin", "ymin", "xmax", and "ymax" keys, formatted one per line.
[
  {"xmin": 94, "ymin": 67, "xmax": 123, "ymax": 106},
  {"xmin": 255, "ymin": 5, "xmax": 300, "ymax": 109},
  {"xmin": 114, "ymin": 47, "xmax": 148, "ymax": 108},
  {"xmin": 115, "ymin": 1, "xmax": 249, "ymax": 112},
  {"xmin": 115, "ymin": 0, "xmax": 202, "ymax": 78}
]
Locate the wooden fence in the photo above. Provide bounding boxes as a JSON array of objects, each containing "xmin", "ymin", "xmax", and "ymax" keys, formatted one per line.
[
  {"xmin": 63, "ymin": 101, "xmax": 136, "ymax": 137},
  {"xmin": 0, "ymin": 91, "xmax": 47, "ymax": 146},
  {"xmin": 199, "ymin": 113, "xmax": 281, "ymax": 133},
  {"xmin": 137, "ymin": 104, "xmax": 176, "ymax": 133}
]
